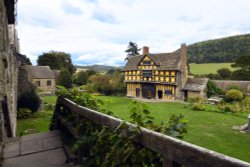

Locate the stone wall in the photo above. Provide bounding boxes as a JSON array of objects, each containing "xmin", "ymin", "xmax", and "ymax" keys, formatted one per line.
[
  {"xmin": 0, "ymin": 0, "xmax": 18, "ymax": 140},
  {"xmin": 32, "ymin": 78, "xmax": 56, "ymax": 93}
]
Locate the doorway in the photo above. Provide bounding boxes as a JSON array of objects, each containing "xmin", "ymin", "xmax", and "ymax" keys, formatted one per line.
[
  {"xmin": 136, "ymin": 88, "xmax": 140, "ymax": 97},
  {"xmin": 142, "ymin": 84, "xmax": 156, "ymax": 99},
  {"xmin": 158, "ymin": 90, "xmax": 163, "ymax": 99}
]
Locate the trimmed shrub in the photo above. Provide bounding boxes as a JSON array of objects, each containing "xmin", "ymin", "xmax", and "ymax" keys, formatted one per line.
[
  {"xmin": 241, "ymin": 97, "xmax": 250, "ymax": 112},
  {"xmin": 18, "ymin": 90, "xmax": 41, "ymax": 113},
  {"xmin": 225, "ymin": 89, "xmax": 244, "ymax": 102},
  {"xmin": 224, "ymin": 103, "xmax": 241, "ymax": 113},
  {"xmin": 187, "ymin": 97, "xmax": 204, "ymax": 103},
  {"xmin": 192, "ymin": 102, "xmax": 205, "ymax": 111},
  {"xmin": 17, "ymin": 108, "xmax": 32, "ymax": 119}
]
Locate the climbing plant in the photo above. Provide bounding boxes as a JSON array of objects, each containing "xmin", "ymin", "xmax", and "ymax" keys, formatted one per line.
[{"xmin": 54, "ymin": 87, "xmax": 188, "ymax": 166}]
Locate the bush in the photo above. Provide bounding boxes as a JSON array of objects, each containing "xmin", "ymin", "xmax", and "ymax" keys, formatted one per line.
[
  {"xmin": 224, "ymin": 103, "xmax": 241, "ymax": 113},
  {"xmin": 225, "ymin": 89, "xmax": 244, "ymax": 102},
  {"xmin": 17, "ymin": 108, "xmax": 32, "ymax": 119},
  {"xmin": 18, "ymin": 90, "xmax": 41, "ymax": 113},
  {"xmin": 192, "ymin": 102, "xmax": 205, "ymax": 111},
  {"xmin": 241, "ymin": 97, "xmax": 250, "ymax": 112},
  {"xmin": 206, "ymin": 80, "xmax": 224, "ymax": 98},
  {"xmin": 187, "ymin": 97, "xmax": 204, "ymax": 103},
  {"xmin": 43, "ymin": 103, "xmax": 55, "ymax": 110}
]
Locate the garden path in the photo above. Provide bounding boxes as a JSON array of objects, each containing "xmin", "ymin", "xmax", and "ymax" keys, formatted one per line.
[{"xmin": 2, "ymin": 131, "xmax": 76, "ymax": 167}]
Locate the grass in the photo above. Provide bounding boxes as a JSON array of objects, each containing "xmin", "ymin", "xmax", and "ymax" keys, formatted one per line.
[
  {"xmin": 16, "ymin": 96, "xmax": 57, "ymax": 136},
  {"xmin": 96, "ymin": 96, "xmax": 250, "ymax": 162},
  {"xmin": 16, "ymin": 95, "xmax": 250, "ymax": 162},
  {"xmin": 189, "ymin": 63, "xmax": 234, "ymax": 74}
]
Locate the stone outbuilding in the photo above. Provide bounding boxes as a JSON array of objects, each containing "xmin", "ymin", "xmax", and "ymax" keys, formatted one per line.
[
  {"xmin": 183, "ymin": 78, "xmax": 209, "ymax": 99},
  {"xmin": 26, "ymin": 66, "xmax": 58, "ymax": 93}
]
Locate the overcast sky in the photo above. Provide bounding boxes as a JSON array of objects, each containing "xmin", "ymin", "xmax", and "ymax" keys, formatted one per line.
[{"xmin": 17, "ymin": 0, "xmax": 250, "ymax": 66}]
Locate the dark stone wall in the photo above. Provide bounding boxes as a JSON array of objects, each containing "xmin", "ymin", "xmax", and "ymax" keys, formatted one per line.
[{"xmin": 0, "ymin": 0, "xmax": 18, "ymax": 141}]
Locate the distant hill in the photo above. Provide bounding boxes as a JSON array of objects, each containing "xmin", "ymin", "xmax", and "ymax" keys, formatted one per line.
[
  {"xmin": 76, "ymin": 65, "xmax": 123, "ymax": 73},
  {"xmin": 187, "ymin": 34, "xmax": 250, "ymax": 63}
]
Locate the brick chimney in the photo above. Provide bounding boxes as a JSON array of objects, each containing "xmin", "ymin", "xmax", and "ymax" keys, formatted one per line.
[
  {"xmin": 142, "ymin": 46, "xmax": 149, "ymax": 55},
  {"xmin": 180, "ymin": 43, "xmax": 188, "ymax": 93}
]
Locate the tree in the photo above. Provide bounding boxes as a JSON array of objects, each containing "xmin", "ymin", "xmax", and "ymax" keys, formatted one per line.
[
  {"xmin": 217, "ymin": 68, "xmax": 232, "ymax": 79},
  {"xmin": 125, "ymin": 41, "xmax": 141, "ymax": 60},
  {"xmin": 56, "ymin": 69, "xmax": 73, "ymax": 88},
  {"xmin": 37, "ymin": 51, "xmax": 76, "ymax": 74},
  {"xmin": 231, "ymin": 56, "xmax": 250, "ymax": 80},
  {"xmin": 74, "ymin": 71, "xmax": 88, "ymax": 86},
  {"xmin": 17, "ymin": 89, "xmax": 41, "ymax": 113}
]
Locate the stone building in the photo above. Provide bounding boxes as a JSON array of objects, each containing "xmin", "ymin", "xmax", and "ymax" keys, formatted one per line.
[
  {"xmin": 124, "ymin": 44, "xmax": 208, "ymax": 100},
  {"xmin": 26, "ymin": 66, "xmax": 58, "ymax": 93},
  {"xmin": 0, "ymin": 0, "xmax": 19, "ymax": 141},
  {"xmin": 182, "ymin": 78, "xmax": 209, "ymax": 99}
]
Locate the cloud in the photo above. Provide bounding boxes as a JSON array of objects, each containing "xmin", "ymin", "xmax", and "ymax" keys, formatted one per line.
[
  {"xmin": 92, "ymin": 7, "xmax": 118, "ymax": 24},
  {"xmin": 17, "ymin": 0, "xmax": 250, "ymax": 66},
  {"xmin": 61, "ymin": 1, "xmax": 83, "ymax": 15}
]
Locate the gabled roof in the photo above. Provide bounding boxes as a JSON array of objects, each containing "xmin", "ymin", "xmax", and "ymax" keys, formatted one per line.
[
  {"xmin": 26, "ymin": 66, "xmax": 55, "ymax": 79},
  {"xmin": 124, "ymin": 50, "xmax": 181, "ymax": 71},
  {"xmin": 183, "ymin": 78, "xmax": 209, "ymax": 91}
]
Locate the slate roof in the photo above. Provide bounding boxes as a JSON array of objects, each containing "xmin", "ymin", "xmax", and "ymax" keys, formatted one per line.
[
  {"xmin": 212, "ymin": 80, "xmax": 250, "ymax": 91},
  {"xmin": 26, "ymin": 66, "xmax": 56, "ymax": 79},
  {"xmin": 124, "ymin": 50, "xmax": 181, "ymax": 71},
  {"xmin": 183, "ymin": 78, "xmax": 209, "ymax": 91}
]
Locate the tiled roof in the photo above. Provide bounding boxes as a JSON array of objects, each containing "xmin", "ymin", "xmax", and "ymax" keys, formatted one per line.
[
  {"xmin": 124, "ymin": 50, "xmax": 181, "ymax": 71},
  {"xmin": 183, "ymin": 78, "xmax": 209, "ymax": 91},
  {"xmin": 212, "ymin": 80, "xmax": 250, "ymax": 91},
  {"xmin": 26, "ymin": 66, "xmax": 55, "ymax": 79}
]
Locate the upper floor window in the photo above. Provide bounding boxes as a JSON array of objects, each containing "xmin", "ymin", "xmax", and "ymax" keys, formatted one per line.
[
  {"xmin": 142, "ymin": 61, "xmax": 151, "ymax": 65},
  {"xmin": 143, "ymin": 70, "xmax": 152, "ymax": 78},
  {"xmin": 47, "ymin": 80, "xmax": 51, "ymax": 86}
]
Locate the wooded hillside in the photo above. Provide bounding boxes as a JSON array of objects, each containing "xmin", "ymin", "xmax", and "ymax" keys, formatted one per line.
[{"xmin": 187, "ymin": 34, "xmax": 250, "ymax": 63}]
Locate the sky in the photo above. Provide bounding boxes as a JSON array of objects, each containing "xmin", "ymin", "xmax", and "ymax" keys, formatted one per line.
[{"xmin": 17, "ymin": 0, "xmax": 250, "ymax": 66}]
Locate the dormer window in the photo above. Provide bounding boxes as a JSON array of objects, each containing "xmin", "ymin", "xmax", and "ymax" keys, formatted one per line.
[{"xmin": 143, "ymin": 61, "xmax": 151, "ymax": 65}]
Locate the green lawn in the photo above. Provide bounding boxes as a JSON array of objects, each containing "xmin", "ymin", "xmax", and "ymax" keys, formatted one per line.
[
  {"xmin": 189, "ymin": 63, "xmax": 234, "ymax": 74},
  {"xmin": 96, "ymin": 96, "xmax": 250, "ymax": 162},
  {"xmin": 16, "ymin": 96, "xmax": 57, "ymax": 136},
  {"xmin": 16, "ymin": 95, "xmax": 250, "ymax": 162}
]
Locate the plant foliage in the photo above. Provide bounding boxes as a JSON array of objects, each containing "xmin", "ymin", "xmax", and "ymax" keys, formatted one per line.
[{"xmin": 53, "ymin": 88, "xmax": 188, "ymax": 166}]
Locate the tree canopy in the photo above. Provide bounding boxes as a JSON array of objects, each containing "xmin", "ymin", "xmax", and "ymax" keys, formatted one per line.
[
  {"xmin": 37, "ymin": 51, "xmax": 76, "ymax": 74},
  {"xmin": 56, "ymin": 69, "xmax": 73, "ymax": 88},
  {"xmin": 125, "ymin": 41, "xmax": 141, "ymax": 60},
  {"xmin": 231, "ymin": 56, "xmax": 250, "ymax": 80},
  {"xmin": 187, "ymin": 34, "xmax": 250, "ymax": 63}
]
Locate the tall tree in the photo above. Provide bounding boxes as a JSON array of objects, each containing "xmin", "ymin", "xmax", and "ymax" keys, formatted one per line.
[
  {"xmin": 125, "ymin": 41, "xmax": 141, "ymax": 60},
  {"xmin": 56, "ymin": 69, "xmax": 73, "ymax": 88},
  {"xmin": 217, "ymin": 68, "xmax": 231, "ymax": 79},
  {"xmin": 37, "ymin": 51, "xmax": 76, "ymax": 74},
  {"xmin": 231, "ymin": 56, "xmax": 250, "ymax": 80}
]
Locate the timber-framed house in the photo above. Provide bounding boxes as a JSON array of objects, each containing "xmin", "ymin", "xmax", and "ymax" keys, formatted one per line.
[{"xmin": 124, "ymin": 44, "xmax": 189, "ymax": 100}]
